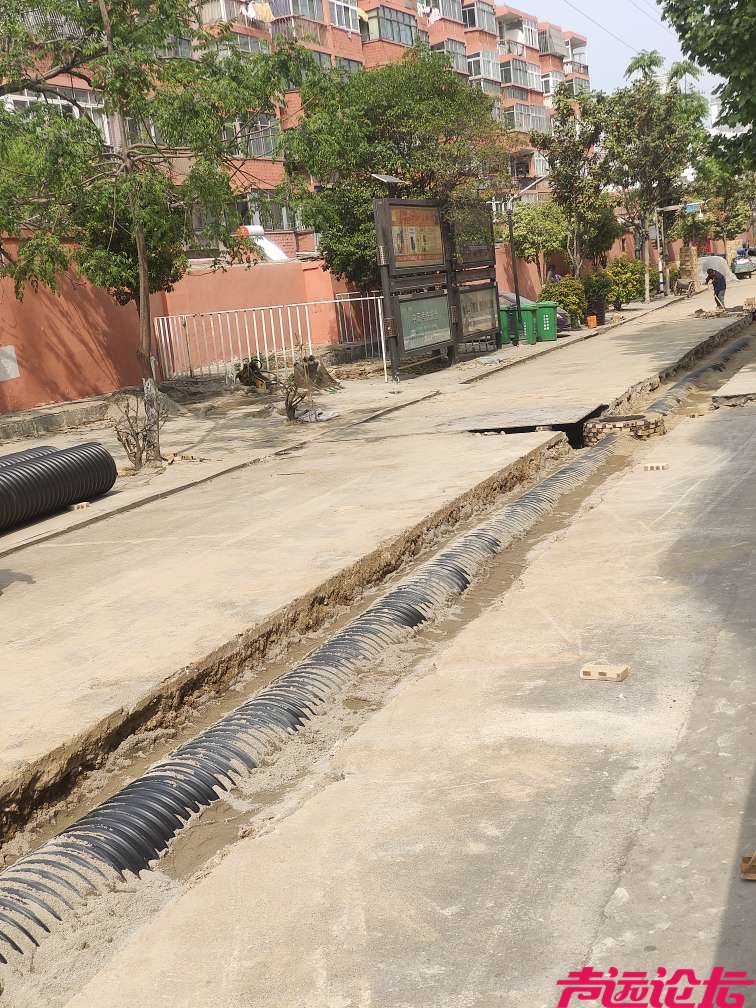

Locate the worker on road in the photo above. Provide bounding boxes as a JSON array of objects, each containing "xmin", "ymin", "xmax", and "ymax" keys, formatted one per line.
[{"xmin": 705, "ymin": 267, "xmax": 727, "ymax": 310}]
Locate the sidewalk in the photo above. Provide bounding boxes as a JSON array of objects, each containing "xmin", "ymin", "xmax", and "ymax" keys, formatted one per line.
[
  {"xmin": 0, "ymin": 286, "xmax": 752, "ymax": 836},
  {"xmin": 0, "ymin": 285, "xmax": 726, "ymax": 558},
  {"xmin": 56, "ymin": 408, "xmax": 756, "ymax": 1008}
]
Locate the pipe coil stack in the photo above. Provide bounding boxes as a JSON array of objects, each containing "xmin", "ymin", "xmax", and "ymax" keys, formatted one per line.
[{"xmin": 0, "ymin": 442, "xmax": 117, "ymax": 532}]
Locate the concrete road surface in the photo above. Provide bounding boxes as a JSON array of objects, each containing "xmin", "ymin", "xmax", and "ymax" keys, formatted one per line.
[{"xmin": 43, "ymin": 405, "xmax": 756, "ymax": 1008}]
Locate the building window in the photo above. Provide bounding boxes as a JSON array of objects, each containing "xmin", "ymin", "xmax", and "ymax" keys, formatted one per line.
[
  {"xmin": 243, "ymin": 191, "xmax": 301, "ymax": 231},
  {"xmin": 310, "ymin": 49, "xmax": 333, "ymax": 67},
  {"xmin": 503, "ymin": 85, "xmax": 529, "ymax": 102},
  {"xmin": 329, "ymin": 0, "xmax": 359, "ymax": 30},
  {"xmin": 541, "ymin": 71, "xmax": 564, "ymax": 95},
  {"xmin": 522, "ymin": 17, "xmax": 538, "ymax": 49},
  {"xmin": 223, "ymin": 115, "xmax": 280, "ymax": 158},
  {"xmin": 336, "ymin": 56, "xmax": 364, "ymax": 73},
  {"xmin": 431, "ymin": 38, "xmax": 467, "ymax": 75},
  {"xmin": 467, "ymin": 49, "xmax": 499, "ymax": 82},
  {"xmin": 567, "ymin": 77, "xmax": 590, "ymax": 96},
  {"xmin": 462, "ymin": 2, "xmax": 496, "ymax": 34},
  {"xmin": 502, "ymin": 102, "xmax": 550, "ymax": 134},
  {"xmin": 538, "ymin": 26, "xmax": 566, "ymax": 56},
  {"xmin": 233, "ymin": 32, "xmax": 271, "ymax": 53},
  {"xmin": 5, "ymin": 87, "xmax": 111, "ymax": 145},
  {"xmin": 272, "ymin": 0, "xmax": 324, "ymax": 18},
  {"xmin": 158, "ymin": 35, "xmax": 194, "ymax": 59},
  {"xmin": 501, "ymin": 58, "xmax": 541, "ymax": 91},
  {"xmin": 364, "ymin": 6, "xmax": 421, "ymax": 46},
  {"xmin": 430, "ymin": 0, "xmax": 463, "ymax": 22},
  {"xmin": 533, "ymin": 152, "xmax": 550, "ymax": 176}
]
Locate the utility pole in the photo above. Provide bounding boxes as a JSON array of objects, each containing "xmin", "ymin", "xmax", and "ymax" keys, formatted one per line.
[{"xmin": 656, "ymin": 204, "xmax": 684, "ymax": 298}]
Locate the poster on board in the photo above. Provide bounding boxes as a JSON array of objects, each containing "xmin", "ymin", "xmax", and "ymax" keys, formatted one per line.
[
  {"xmin": 398, "ymin": 294, "xmax": 452, "ymax": 352},
  {"xmin": 390, "ymin": 205, "xmax": 445, "ymax": 272},
  {"xmin": 459, "ymin": 285, "xmax": 499, "ymax": 339}
]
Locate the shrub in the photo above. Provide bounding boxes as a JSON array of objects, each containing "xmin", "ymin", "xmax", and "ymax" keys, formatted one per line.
[
  {"xmin": 669, "ymin": 265, "xmax": 680, "ymax": 291},
  {"xmin": 606, "ymin": 257, "xmax": 645, "ymax": 309},
  {"xmin": 540, "ymin": 277, "xmax": 588, "ymax": 326},
  {"xmin": 648, "ymin": 266, "xmax": 661, "ymax": 296},
  {"xmin": 583, "ymin": 269, "xmax": 612, "ymax": 305}
]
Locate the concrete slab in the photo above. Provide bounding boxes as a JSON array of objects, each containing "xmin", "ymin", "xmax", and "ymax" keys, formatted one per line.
[
  {"xmin": 0, "ymin": 428, "xmax": 558, "ymax": 826},
  {"xmin": 712, "ymin": 362, "xmax": 756, "ymax": 404},
  {"xmin": 54, "ymin": 409, "xmax": 756, "ymax": 1008}
]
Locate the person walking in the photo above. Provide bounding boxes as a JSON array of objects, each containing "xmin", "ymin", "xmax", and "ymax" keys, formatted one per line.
[{"xmin": 705, "ymin": 267, "xmax": 727, "ymax": 309}]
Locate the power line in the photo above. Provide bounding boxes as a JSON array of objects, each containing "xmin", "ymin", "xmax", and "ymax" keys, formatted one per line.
[
  {"xmin": 625, "ymin": 0, "xmax": 681, "ymax": 42},
  {"xmin": 559, "ymin": 0, "xmax": 640, "ymax": 54}
]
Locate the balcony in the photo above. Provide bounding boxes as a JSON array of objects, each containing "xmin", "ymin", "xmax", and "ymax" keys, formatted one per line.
[
  {"xmin": 273, "ymin": 14, "xmax": 328, "ymax": 43},
  {"xmin": 564, "ymin": 59, "xmax": 589, "ymax": 76},
  {"xmin": 201, "ymin": 0, "xmax": 266, "ymax": 28},
  {"xmin": 498, "ymin": 39, "xmax": 525, "ymax": 56},
  {"xmin": 431, "ymin": 0, "xmax": 463, "ymax": 22}
]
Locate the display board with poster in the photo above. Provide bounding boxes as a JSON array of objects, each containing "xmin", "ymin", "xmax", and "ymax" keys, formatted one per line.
[
  {"xmin": 388, "ymin": 203, "xmax": 446, "ymax": 275},
  {"xmin": 397, "ymin": 293, "xmax": 453, "ymax": 355},
  {"xmin": 450, "ymin": 204, "xmax": 496, "ymax": 268},
  {"xmin": 459, "ymin": 284, "xmax": 499, "ymax": 340}
]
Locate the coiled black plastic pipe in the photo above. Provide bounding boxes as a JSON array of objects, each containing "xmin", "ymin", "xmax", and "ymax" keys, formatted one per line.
[{"xmin": 0, "ymin": 443, "xmax": 117, "ymax": 532}]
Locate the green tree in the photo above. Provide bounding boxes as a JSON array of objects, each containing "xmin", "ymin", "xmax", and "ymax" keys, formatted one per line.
[
  {"xmin": 660, "ymin": 0, "xmax": 756, "ymax": 163},
  {"xmin": 506, "ymin": 199, "xmax": 567, "ymax": 281},
  {"xmin": 0, "ymin": 1, "xmax": 302, "ymax": 460},
  {"xmin": 602, "ymin": 53, "xmax": 708, "ymax": 301},
  {"xmin": 281, "ymin": 47, "xmax": 515, "ymax": 289},
  {"xmin": 531, "ymin": 89, "xmax": 607, "ymax": 277}
]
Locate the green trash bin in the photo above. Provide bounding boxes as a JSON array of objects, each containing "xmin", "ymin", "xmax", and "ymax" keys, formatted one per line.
[
  {"xmin": 535, "ymin": 301, "xmax": 558, "ymax": 342},
  {"xmin": 498, "ymin": 305, "xmax": 512, "ymax": 345},
  {"xmin": 503, "ymin": 304, "xmax": 536, "ymax": 345}
]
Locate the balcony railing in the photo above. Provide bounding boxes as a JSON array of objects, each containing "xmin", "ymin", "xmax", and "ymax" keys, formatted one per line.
[
  {"xmin": 498, "ymin": 39, "xmax": 525, "ymax": 56},
  {"xmin": 564, "ymin": 59, "xmax": 589, "ymax": 76},
  {"xmin": 202, "ymin": 0, "xmax": 265, "ymax": 27},
  {"xmin": 273, "ymin": 15, "xmax": 328, "ymax": 44}
]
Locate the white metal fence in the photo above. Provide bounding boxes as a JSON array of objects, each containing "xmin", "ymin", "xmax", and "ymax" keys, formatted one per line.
[{"xmin": 154, "ymin": 294, "xmax": 385, "ymax": 383}]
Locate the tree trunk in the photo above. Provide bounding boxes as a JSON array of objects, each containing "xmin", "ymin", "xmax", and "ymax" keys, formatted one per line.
[
  {"xmin": 134, "ymin": 221, "xmax": 161, "ymax": 462},
  {"xmin": 643, "ymin": 233, "xmax": 651, "ymax": 304}
]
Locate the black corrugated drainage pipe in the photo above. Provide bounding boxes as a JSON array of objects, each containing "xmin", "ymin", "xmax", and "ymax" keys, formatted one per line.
[
  {"xmin": 0, "ymin": 443, "xmax": 117, "ymax": 533},
  {"xmin": 0, "ymin": 436, "xmax": 616, "ymax": 963}
]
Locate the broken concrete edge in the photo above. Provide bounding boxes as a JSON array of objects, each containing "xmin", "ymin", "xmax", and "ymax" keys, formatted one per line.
[
  {"xmin": 712, "ymin": 393, "xmax": 756, "ymax": 407},
  {"xmin": 0, "ymin": 391, "xmax": 437, "ymax": 562},
  {"xmin": 0, "ymin": 398, "xmax": 110, "ymax": 443},
  {"xmin": 603, "ymin": 315, "xmax": 754, "ymax": 420},
  {"xmin": 460, "ymin": 296, "xmax": 686, "ymax": 387},
  {"xmin": 0, "ymin": 432, "xmax": 570, "ymax": 846}
]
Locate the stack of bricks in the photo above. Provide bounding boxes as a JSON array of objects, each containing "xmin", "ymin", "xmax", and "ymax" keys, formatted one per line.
[{"xmin": 583, "ymin": 413, "xmax": 666, "ymax": 447}]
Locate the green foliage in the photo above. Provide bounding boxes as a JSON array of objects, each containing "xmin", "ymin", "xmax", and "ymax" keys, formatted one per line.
[
  {"xmin": 606, "ymin": 257, "xmax": 646, "ymax": 308},
  {"xmin": 583, "ymin": 269, "xmax": 612, "ymax": 304},
  {"xmin": 602, "ymin": 53, "xmax": 709, "ymax": 237},
  {"xmin": 0, "ymin": 2, "xmax": 307, "ymax": 330},
  {"xmin": 647, "ymin": 266, "xmax": 661, "ymax": 296},
  {"xmin": 539, "ymin": 277, "xmax": 587, "ymax": 325},
  {"xmin": 673, "ymin": 158, "xmax": 754, "ymax": 247},
  {"xmin": 281, "ymin": 46, "xmax": 515, "ymax": 288},
  {"xmin": 659, "ymin": 0, "xmax": 756, "ymax": 163},
  {"xmin": 508, "ymin": 200, "xmax": 567, "ymax": 280},
  {"xmin": 581, "ymin": 197, "xmax": 624, "ymax": 267},
  {"xmin": 531, "ymin": 90, "xmax": 607, "ymax": 276}
]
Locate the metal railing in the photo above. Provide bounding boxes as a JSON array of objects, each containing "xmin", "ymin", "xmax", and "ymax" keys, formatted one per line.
[
  {"xmin": 154, "ymin": 294, "xmax": 386, "ymax": 383},
  {"xmin": 273, "ymin": 14, "xmax": 329, "ymax": 43}
]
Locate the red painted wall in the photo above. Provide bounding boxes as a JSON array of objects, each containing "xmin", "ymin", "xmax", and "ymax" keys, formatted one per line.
[{"xmin": 0, "ymin": 263, "xmax": 142, "ymax": 414}]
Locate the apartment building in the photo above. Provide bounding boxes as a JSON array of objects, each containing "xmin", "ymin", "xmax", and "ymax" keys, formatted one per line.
[{"xmin": 3, "ymin": 0, "xmax": 588, "ymax": 250}]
